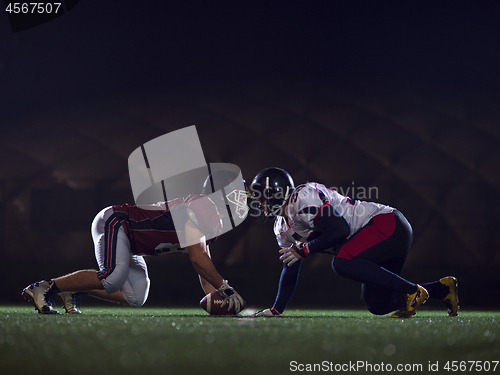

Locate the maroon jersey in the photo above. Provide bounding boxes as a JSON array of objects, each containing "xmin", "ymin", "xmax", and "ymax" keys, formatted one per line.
[{"xmin": 111, "ymin": 195, "xmax": 221, "ymax": 256}]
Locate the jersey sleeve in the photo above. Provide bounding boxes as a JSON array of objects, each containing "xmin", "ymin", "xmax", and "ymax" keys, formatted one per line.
[
  {"xmin": 303, "ymin": 204, "xmax": 350, "ymax": 254},
  {"xmin": 290, "ymin": 184, "xmax": 325, "ymax": 224},
  {"xmin": 292, "ymin": 184, "xmax": 350, "ymax": 255},
  {"xmin": 274, "ymin": 216, "xmax": 294, "ymax": 248}
]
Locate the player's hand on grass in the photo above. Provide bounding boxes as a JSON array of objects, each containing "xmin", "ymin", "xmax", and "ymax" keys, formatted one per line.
[
  {"xmin": 252, "ymin": 307, "xmax": 281, "ymax": 317},
  {"xmin": 218, "ymin": 280, "xmax": 245, "ymax": 313}
]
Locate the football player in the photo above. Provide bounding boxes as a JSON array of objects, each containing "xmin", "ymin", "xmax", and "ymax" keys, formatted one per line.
[
  {"xmin": 22, "ymin": 173, "xmax": 246, "ymax": 315},
  {"xmin": 250, "ymin": 167, "xmax": 459, "ymax": 318}
]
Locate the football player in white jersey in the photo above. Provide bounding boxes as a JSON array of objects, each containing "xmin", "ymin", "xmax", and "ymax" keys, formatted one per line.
[{"xmin": 250, "ymin": 167, "xmax": 459, "ymax": 318}]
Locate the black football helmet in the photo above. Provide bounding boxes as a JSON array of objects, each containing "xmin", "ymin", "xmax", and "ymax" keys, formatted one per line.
[{"xmin": 249, "ymin": 167, "xmax": 295, "ymax": 219}]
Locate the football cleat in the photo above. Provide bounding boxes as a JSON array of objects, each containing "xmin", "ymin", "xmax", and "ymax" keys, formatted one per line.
[
  {"xmin": 390, "ymin": 284, "xmax": 429, "ymax": 318},
  {"xmin": 390, "ymin": 309, "xmax": 408, "ymax": 319},
  {"xmin": 440, "ymin": 276, "xmax": 459, "ymax": 317},
  {"xmin": 57, "ymin": 292, "xmax": 82, "ymax": 314},
  {"xmin": 22, "ymin": 280, "xmax": 59, "ymax": 314},
  {"xmin": 252, "ymin": 307, "xmax": 281, "ymax": 317}
]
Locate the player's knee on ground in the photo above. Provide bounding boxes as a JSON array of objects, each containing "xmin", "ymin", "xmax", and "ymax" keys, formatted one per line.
[
  {"xmin": 121, "ymin": 277, "xmax": 150, "ymax": 308},
  {"xmin": 364, "ymin": 304, "xmax": 392, "ymax": 315},
  {"xmin": 362, "ymin": 284, "xmax": 399, "ymax": 316},
  {"xmin": 363, "ymin": 299, "xmax": 397, "ymax": 316},
  {"xmin": 125, "ymin": 295, "xmax": 146, "ymax": 308}
]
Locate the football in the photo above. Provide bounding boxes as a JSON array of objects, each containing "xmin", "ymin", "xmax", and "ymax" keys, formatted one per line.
[{"xmin": 199, "ymin": 290, "xmax": 246, "ymax": 315}]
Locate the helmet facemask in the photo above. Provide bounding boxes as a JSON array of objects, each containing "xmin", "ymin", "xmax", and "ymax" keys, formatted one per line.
[
  {"xmin": 251, "ymin": 177, "xmax": 292, "ymax": 220},
  {"xmin": 249, "ymin": 167, "xmax": 295, "ymax": 222}
]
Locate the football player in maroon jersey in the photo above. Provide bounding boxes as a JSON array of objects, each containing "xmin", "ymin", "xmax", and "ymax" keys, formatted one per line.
[{"xmin": 22, "ymin": 173, "xmax": 247, "ymax": 315}]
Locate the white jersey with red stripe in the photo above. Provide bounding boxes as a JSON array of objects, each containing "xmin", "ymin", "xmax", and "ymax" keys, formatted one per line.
[{"xmin": 274, "ymin": 182, "xmax": 394, "ymax": 249}]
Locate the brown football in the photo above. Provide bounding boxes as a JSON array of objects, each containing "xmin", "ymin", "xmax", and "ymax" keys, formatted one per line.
[{"xmin": 199, "ymin": 290, "xmax": 246, "ymax": 315}]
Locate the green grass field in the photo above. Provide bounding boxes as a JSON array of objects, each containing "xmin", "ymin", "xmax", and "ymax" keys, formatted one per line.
[{"xmin": 1, "ymin": 306, "xmax": 499, "ymax": 375}]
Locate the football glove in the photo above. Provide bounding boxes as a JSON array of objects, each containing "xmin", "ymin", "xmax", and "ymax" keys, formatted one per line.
[
  {"xmin": 218, "ymin": 280, "xmax": 245, "ymax": 313},
  {"xmin": 252, "ymin": 307, "xmax": 281, "ymax": 317},
  {"xmin": 279, "ymin": 249, "xmax": 299, "ymax": 266}
]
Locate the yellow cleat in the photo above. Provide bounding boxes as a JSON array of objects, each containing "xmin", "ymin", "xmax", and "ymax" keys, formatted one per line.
[
  {"xmin": 390, "ymin": 284, "xmax": 429, "ymax": 318},
  {"xmin": 390, "ymin": 309, "xmax": 409, "ymax": 318},
  {"xmin": 57, "ymin": 292, "xmax": 82, "ymax": 314},
  {"xmin": 440, "ymin": 276, "xmax": 459, "ymax": 317}
]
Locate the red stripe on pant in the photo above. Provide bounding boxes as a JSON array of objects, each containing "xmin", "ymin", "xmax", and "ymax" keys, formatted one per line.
[
  {"xmin": 336, "ymin": 212, "xmax": 396, "ymax": 260},
  {"xmin": 107, "ymin": 218, "xmax": 118, "ymax": 269},
  {"xmin": 97, "ymin": 217, "xmax": 119, "ymax": 279}
]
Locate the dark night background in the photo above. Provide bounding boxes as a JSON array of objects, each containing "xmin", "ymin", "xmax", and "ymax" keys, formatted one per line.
[{"xmin": 0, "ymin": 1, "xmax": 499, "ymax": 310}]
